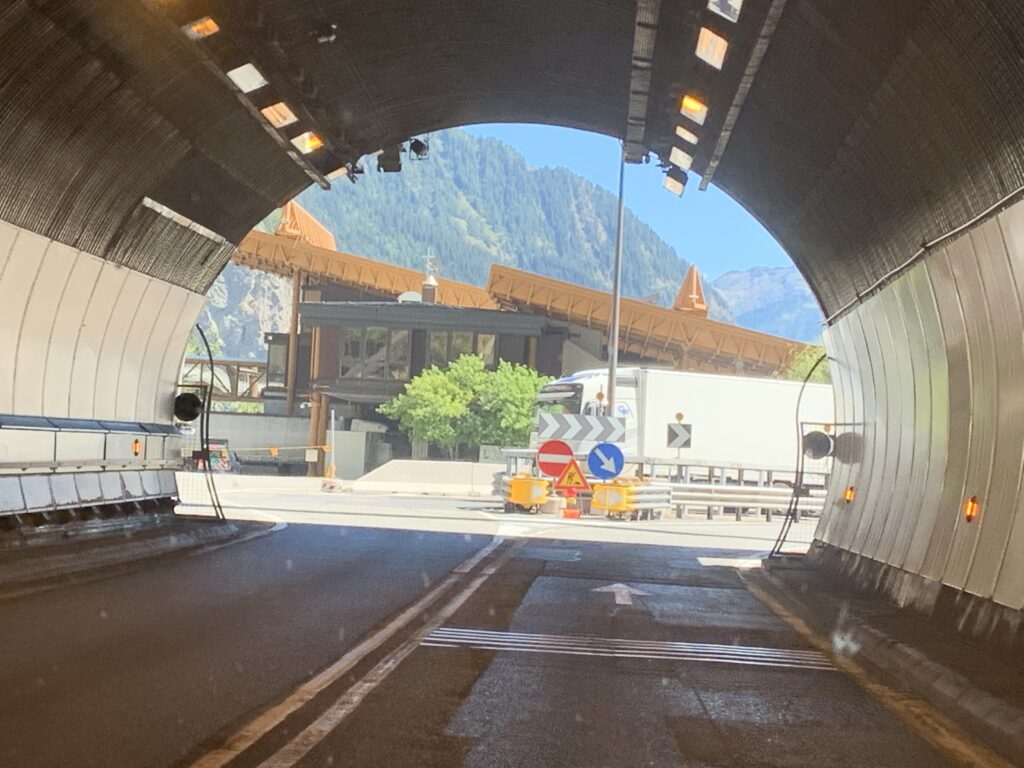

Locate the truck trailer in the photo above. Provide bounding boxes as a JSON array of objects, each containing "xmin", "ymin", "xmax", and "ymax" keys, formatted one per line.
[{"xmin": 533, "ymin": 367, "xmax": 834, "ymax": 472}]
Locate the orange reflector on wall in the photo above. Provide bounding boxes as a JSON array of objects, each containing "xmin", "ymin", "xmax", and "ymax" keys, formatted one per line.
[
  {"xmin": 964, "ymin": 495, "xmax": 980, "ymax": 523},
  {"xmin": 131, "ymin": 438, "xmax": 142, "ymax": 457},
  {"xmin": 843, "ymin": 486, "xmax": 855, "ymax": 504}
]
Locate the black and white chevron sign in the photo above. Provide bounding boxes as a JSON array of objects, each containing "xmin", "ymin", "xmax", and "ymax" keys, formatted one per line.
[{"xmin": 536, "ymin": 413, "xmax": 626, "ymax": 442}]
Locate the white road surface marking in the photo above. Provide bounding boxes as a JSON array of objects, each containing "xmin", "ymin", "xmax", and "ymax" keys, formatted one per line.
[
  {"xmin": 592, "ymin": 582, "xmax": 650, "ymax": 606},
  {"xmin": 255, "ymin": 545, "xmax": 518, "ymax": 768},
  {"xmin": 423, "ymin": 627, "xmax": 834, "ymax": 672},
  {"xmin": 188, "ymin": 537, "xmax": 504, "ymax": 768}
]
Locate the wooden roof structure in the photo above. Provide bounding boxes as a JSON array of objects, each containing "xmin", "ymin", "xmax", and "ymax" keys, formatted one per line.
[
  {"xmin": 487, "ymin": 265, "xmax": 801, "ymax": 376},
  {"xmin": 233, "ymin": 203, "xmax": 496, "ymax": 310},
  {"xmin": 234, "ymin": 205, "xmax": 804, "ymax": 375}
]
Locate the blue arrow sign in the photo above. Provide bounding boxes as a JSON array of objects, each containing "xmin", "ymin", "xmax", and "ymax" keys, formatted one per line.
[{"xmin": 587, "ymin": 442, "xmax": 625, "ymax": 480}]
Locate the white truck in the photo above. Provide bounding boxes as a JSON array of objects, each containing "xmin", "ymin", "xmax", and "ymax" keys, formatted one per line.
[{"xmin": 532, "ymin": 367, "xmax": 834, "ymax": 472}]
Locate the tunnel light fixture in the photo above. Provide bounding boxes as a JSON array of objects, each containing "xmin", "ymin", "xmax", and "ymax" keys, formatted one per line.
[
  {"xmin": 675, "ymin": 125, "xmax": 699, "ymax": 145},
  {"xmin": 964, "ymin": 495, "xmax": 980, "ymax": 523},
  {"xmin": 696, "ymin": 27, "xmax": 729, "ymax": 69},
  {"xmin": 131, "ymin": 438, "xmax": 142, "ymax": 457},
  {"xmin": 183, "ymin": 16, "xmax": 220, "ymax": 40},
  {"xmin": 708, "ymin": 0, "xmax": 743, "ymax": 23},
  {"xmin": 227, "ymin": 63, "xmax": 268, "ymax": 94},
  {"xmin": 260, "ymin": 102, "xmax": 298, "ymax": 128},
  {"xmin": 680, "ymin": 94, "xmax": 709, "ymax": 125},
  {"xmin": 291, "ymin": 131, "xmax": 324, "ymax": 154},
  {"xmin": 843, "ymin": 486, "xmax": 856, "ymax": 504},
  {"xmin": 669, "ymin": 146, "xmax": 694, "ymax": 170},
  {"xmin": 663, "ymin": 167, "xmax": 687, "ymax": 197}
]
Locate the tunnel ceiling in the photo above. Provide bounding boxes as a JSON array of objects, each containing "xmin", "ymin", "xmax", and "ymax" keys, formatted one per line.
[{"xmin": 6, "ymin": 1, "xmax": 1024, "ymax": 312}]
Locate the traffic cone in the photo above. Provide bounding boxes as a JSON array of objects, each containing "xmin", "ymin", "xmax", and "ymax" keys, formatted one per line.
[{"xmin": 562, "ymin": 488, "xmax": 581, "ymax": 519}]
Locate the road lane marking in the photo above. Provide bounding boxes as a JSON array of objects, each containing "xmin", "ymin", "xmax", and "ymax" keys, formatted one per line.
[
  {"xmin": 592, "ymin": 582, "xmax": 650, "ymax": 606},
  {"xmin": 422, "ymin": 627, "xmax": 834, "ymax": 672},
  {"xmin": 188, "ymin": 536, "xmax": 504, "ymax": 768},
  {"xmin": 743, "ymin": 577, "xmax": 1017, "ymax": 768},
  {"xmin": 255, "ymin": 544, "xmax": 519, "ymax": 768}
]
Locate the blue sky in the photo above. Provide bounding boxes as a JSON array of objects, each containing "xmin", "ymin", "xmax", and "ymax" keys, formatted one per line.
[{"xmin": 464, "ymin": 123, "xmax": 791, "ymax": 280}]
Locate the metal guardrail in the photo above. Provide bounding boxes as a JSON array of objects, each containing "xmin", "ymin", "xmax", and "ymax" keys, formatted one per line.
[{"xmin": 669, "ymin": 483, "xmax": 825, "ymax": 512}]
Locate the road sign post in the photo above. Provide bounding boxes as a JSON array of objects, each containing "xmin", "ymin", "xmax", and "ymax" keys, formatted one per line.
[
  {"xmin": 587, "ymin": 442, "xmax": 625, "ymax": 480},
  {"xmin": 667, "ymin": 422, "xmax": 692, "ymax": 449},
  {"xmin": 554, "ymin": 458, "xmax": 590, "ymax": 520},
  {"xmin": 536, "ymin": 413, "xmax": 626, "ymax": 442},
  {"xmin": 537, "ymin": 439, "xmax": 574, "ymax": 477}
]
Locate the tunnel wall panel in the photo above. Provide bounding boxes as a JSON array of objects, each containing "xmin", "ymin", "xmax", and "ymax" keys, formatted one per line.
[
  {"xmin": 43, "ymin": 250, "xmax": 102, "ymax": 418},
  {"xmin": 0, "ymin": 217, "xmax": 204, "ymax": 427},
  {"xmin": 903, "ymin": 267, "xmax": 948, "ymax": 575},
  {"xmin": 818, "ymin": 196, "xmax": 1024, "ymax": 611}
]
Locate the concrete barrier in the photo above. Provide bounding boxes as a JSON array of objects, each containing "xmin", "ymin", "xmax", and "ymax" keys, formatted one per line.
[
  {"xmin": 345, "ymin": 460, "xmax": 503, "ymax": 497},
  {"xmin": 174, "ymin": 472, "xmax": 323, "ymax": 506}
]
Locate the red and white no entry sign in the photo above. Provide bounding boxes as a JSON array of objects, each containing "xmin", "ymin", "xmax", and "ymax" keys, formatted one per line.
[{"xmin": 537, "ymin": 439, "xmax": 574, "ymax": 477}]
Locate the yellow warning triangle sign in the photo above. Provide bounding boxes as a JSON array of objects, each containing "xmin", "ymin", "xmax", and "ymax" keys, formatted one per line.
[{"xmin": 554, "ymin": 458, "xmax": 590, "ymax": 492}]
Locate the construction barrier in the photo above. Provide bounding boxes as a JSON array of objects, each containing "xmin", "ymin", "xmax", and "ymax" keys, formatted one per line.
[
  {"xmin": 592, "ymin": 480, "xmax": 673, "ymax": 519},
  {"xmin": 502, "ymin": 473, "xmax": 551, "ymax": 511}
]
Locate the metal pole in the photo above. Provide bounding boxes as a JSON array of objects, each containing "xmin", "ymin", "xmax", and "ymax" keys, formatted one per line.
[
  {"xmin": 607, "ymin": 145, "xmax": 626, "ymax": 411},
  {"xmin": 329, "ymin": 407, "xmax": 336, "ymax": 478},
  {"xmin": 285, "ymin": 271, "xmax": 302, "ymax": 415}
]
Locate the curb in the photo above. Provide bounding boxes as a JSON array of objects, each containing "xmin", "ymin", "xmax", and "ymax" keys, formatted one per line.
[
  {"xmin": 0, "ymin": 522, "xmax": 243, "ymax": 587},
  {"xmin": 756, "ymin": 566, "xmax": 1024, "ymax": 761}
]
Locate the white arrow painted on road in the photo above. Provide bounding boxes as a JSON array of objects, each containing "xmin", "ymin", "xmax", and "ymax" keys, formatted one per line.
[
  {"xmin": 593, "ymin": 447, "xmax": 617, "ymax": 473},
  {"xmin": 592, "ymin": 582, "xmax": 650, "ymax": 606}
]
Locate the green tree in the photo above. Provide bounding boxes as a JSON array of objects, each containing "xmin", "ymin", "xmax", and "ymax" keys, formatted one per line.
[
  {"xmin": 378, "ymin": 355, "xmax": 550, "ymax": 457},
  {"xmin": 777, "ymin": 345, "xmax": 831, "ymax": 383}
]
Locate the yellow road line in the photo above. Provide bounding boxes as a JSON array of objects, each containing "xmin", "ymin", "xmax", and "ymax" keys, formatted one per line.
[{"xmin": 744, "ymin": 577, "xmax": 1015, "ymax": 768}]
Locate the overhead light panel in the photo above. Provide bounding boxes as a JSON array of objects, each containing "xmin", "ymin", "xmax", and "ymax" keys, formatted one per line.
[
  {"xmin": 708, "ymin": 0, "xmax": 743, "ymax": 23},
  {"xmin": 183, "ymin": 17, "xmax": 220, "ymax": 40},
  {"xmin": 260, "ymin": 102, "xmax": 298, "ymax": 128},
  {"xmin": 675, "ymin": 126, "xmax": 699, "ymax": 145},
  {"xmin": 680, "ymin": 94, "xmax": 709, "ymax": 125},
  {"xmin": 669, "ymin": 147, "xmax": 694, "ymax": 169},
  {"xmin": 696, "ymin": 27, "xmax": 729, "ymax": 69},
  {"xmin": 291, "ymin": 131, "xmax": 324, "ymax": 155},
  {"xmin": 227, "ymin": 63, "xmax": 268, "ymax": 94},
  {"xmin": 663, "ymin": 167, "xmax": 688, "ymax": 197}
]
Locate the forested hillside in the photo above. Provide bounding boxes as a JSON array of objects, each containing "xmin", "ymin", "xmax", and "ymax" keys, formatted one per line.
[{"xmin": 196, "ymin": 129, "xmax": 823, "ymax": 358}]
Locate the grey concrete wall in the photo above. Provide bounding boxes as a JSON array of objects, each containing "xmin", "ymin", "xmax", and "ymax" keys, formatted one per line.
[{"xmin": 818, "ymin": 197, "xmax": 1024, "ymax": 612}]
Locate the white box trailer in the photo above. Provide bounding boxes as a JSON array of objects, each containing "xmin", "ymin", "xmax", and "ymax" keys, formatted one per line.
[{"xmin": 533, "ymin": 367, "xmax": 834, "ymax": 472}]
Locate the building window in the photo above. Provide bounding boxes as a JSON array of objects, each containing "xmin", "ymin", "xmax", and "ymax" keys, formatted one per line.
[
  {"xmin": 388, "ymin": 329, "xmax": 411, "ymax": 381},
  {"xmin": 267, "ymin": 338, "xmax": 287, "ymax": 387},
  {"xmin": 452, "ymin": 331, "xmax": 473, "ymax": 361},
  {"xmin": 364, "ymin": 327, "xmax": 387, "ymax": 379},
  {"xmin": 429, "ymin": 331, "xmax": 448, "ymax": 368},
  {"xmin": 476, "ymin": 333, "xmax": 496, "ymax": 367},
  {"xmin": 340, "ymin": 328, "xmax": 363, "ymax": 379}
]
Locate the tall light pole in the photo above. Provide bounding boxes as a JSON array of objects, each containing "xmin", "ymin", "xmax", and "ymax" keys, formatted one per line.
[{"xmin": 607, "ymin": 144, "xmax": 627, "ymax": 413}]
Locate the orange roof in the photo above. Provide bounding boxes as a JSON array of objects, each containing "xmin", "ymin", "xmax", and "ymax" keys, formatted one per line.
[
  {"xmin": 234, "ymin": 230, "xmax": 497, "ymax": 309},
  {"xmin": 674, "ymin": 265, "xmax": 708, "ymax": 316},
  {"xmin": 275, "ymin": 201, "xmax": 337, "ymax": 251},
  {"xmin": 487, "ymin": 264, "xmax": 802, "ymax": 375}
]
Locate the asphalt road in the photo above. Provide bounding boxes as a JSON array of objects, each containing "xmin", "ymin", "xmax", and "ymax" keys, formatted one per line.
[{"xmin": 1, "ymin": 498, "xmax": 969, "ymax": 768}]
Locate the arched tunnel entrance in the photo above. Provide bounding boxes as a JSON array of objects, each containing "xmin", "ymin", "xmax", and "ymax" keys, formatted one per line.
[
  {"xmin": 6, "ymin": 2, "xmax": 1024, "ymax": 765},
  {"xmin": 3, "ymin": 0, "xmax": 1024, "ymax": 673}
]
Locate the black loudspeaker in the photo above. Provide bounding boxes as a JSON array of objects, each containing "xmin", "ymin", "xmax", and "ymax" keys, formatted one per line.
[
  {"xmin": 802, "ymin": 430, "xmax": 835, "ymax": 460},
  {"xmin": 174, "ymin": 392, "xmax": 204, "ymax": 422}
]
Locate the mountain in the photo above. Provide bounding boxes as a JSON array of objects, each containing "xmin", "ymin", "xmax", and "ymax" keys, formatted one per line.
[
  {"xmin": 196, "ymin": 128, "xmax": 783, "ymax": 359},
  {"xmin": 711, "ymin": 265, "xmax": 824, "ymax": 343}
]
